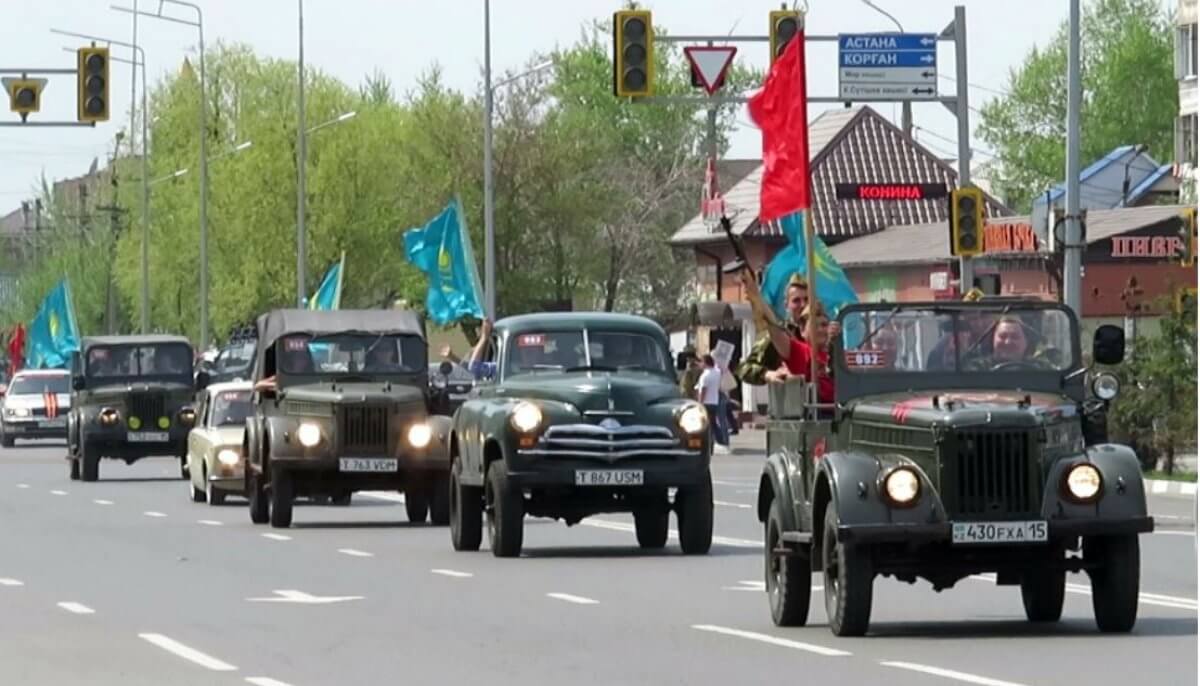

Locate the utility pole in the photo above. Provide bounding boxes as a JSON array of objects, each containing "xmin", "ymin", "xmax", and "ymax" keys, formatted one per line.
[
  {"xmin": 1063, "ymin": 0, "xmax": 1083, "ymax": 316},
  {"xmin": 482, "ymin": 0, "xmax": 496, "ymax": 320},
  {"xmin": 295, "ymin": 0, "xmax": 307, "ymax": 308},
  {"xmin": 954, "ymin": 5, "xmax": 973, "ymax": 294}
]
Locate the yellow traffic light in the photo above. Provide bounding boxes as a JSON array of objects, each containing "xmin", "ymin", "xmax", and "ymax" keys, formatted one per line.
[
  {"xmin": 769, "ymin": 10, "xmax": 801, "ymax": 65},
  {"xmin": 950, "ymin": 186, "xmax": 985, "ymax": 257},
  {"xmin": 77, "ymin": 46, "xmax": 110, "ymax": 123},
  {"xmin": 5, "ymin": 78, "xmax": 44, "ymax": 117},
  {"xmin": 613, "ymin": 10, "xmax": 653, "ymax": 98},
  {"xmin": 1178, "ymin": 207, "xmax": 1197, "ymax": 268}
]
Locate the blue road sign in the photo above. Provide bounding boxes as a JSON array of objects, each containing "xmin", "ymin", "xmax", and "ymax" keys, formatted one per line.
[
  {"xmin": 838, "ymin": 32, "xmax": 939, "ymax": 101},
  {"xmin": 839, "ymin": 51, "xmax": 936, "ymax": 68},
  {"xmin": 839, "ymin": 34, "xmax": 937, "ymax": 52}
]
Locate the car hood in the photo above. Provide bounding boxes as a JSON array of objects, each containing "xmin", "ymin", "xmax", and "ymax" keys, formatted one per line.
[
  {"xmin": 501, "ymin": 371, "xmax": 681, "ymax": 413},
  {"xmin": 281, "ymin": 381, "xmax": 425, "ymax": 406},
  {"xmin": 210, "ymin": 426, "xmax": 246, "ymax": 447},
  {"xmin": 4, "ymin": 393, "xmax": 71, "ymax": 409},
  {"xmin": 850, "ymin": 389, "xmax": 1078, "ymax": 429}
]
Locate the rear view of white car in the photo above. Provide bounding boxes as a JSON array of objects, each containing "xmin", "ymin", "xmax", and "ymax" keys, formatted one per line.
[{"xmin": 1, "ymin": 369, "xmax": 71, "ymax": 447}]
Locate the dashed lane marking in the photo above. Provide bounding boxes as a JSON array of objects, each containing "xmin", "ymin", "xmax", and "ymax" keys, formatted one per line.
[
  {"xmin": 691, "ymin": 625, "xmax": 851, "ymax": 657},
  {"xmin": 337, "ymin": 548, "xmax": 374, "ymax": 557},
  {"xmin": 198, "ymin": 520, "xmax": 223, "ymax": 526},
  {"xmin": 16, "ymin": 484, "xmax": 29, "ymax": 489},
  {"xmin": 970, "ymin": 574, "xmax": 1197, "ymax": 610},
  {"xmin": 50, "ymin": 490, "xmax": 67, "ymax": 496},
  {"xmin": 1154, "ymin": 530, "xmax": 1196, "ymax": 537},
  {"xmin": 0, "ymin": 578, "xmax": 25, "ymax": 586},
  {"xmin": 57, "ymin": 602, "xmax": 95, "ymax": 615},
  {"xmin": 881, "ymin": 661, "xmax": 1027, "ymax": 686},
  {"xmin": 359, "ymin": 490, "xmax": 406, "ymax": 503},
  {"xmin": 547, "ymin": 592, "xmax": 599, "ymax": 605},
  {"xmin": 246, "ymin": 679, "xmax": 295, "ymax": 686},
  {"xmin": 714, "ymin": 500, "xmax": 754, "ymax": 509},
  {"xmin": 261, "ymin": 533, "xmax": 291, "ymax": 541},
  {"xmin": 93, "ymin": 499, "xmax": 114, "ymax": 505},
  {"xmin": 721, "ymin": 580, "xmax": 824, "ymax": 592},
  {"xmin": 582, "ymin": 519, "xmax": 760, "ymax": 548},
  {"xmin": 138, "ymin": 633, "xmax": 237, "ymax": 671},
  {"xmin": 431, "ymin": 569, "xmax": 473, "ymax": 578},
  {"xmin": 143, "ymin": 511, "xmax": 168, "ymax": 518}
]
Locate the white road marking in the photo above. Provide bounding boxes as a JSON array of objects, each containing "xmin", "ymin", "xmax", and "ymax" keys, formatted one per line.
[
  {"xmin": 50, "ymin": 490, "xmax": 67, "ymax": 496},
  {"xmin": 431, "ymin": 569, "xmax": 474, "ymax": 578},
  {"xmin": 261, "ymin": 533, "xmax": 291, "ymax": 541},
  {"xmin": 0, "ymin": 578, "xmax": 25, "ymax": 586},
  {"xmin": 246, "ymin": 679, "xmax": 295, "ymax": 686},
  {"xmin": 197, "ymin": 520, "xmax": 223, "ymax": 526},
  {"xmin": 970, "ymin": 574, "xmax": 1196, "ymax": 610},
  {"xmin": 16, "ymin": 483, "xmax": 29, "ymax": 489},
  {"xmin": 1154, "ymin": 530, "xmax": 1196, "ymax": 536},
  {"xmin": 881, "ymin": 661, "xmax": 1027, "ymax": 686},
  {"xmin": 57, "ymin": 602, "xmax": 95, "ymax": 615},
  {"xmin": 714, "ymin": 500, "xmax": 753, "ymax": 509},
  {"xmin": 547, "ymin": 592, "xmax": 599, "ymax": 605},
  {"xmin": 359, "ymin": 490, "xmax": 406, "ymax": 503},
  {"xmin": 337, "ymin": 548, "xmax": 374, "ymax": 557},
  {"xmin": 143, "ymin": 511, "xmax": 167, "ymax": 518},
  {"xmin": 93, "ymin": 499, "xmax": 114, "ymax": 505},
  {"xmin": 138, "ymin": 633, "xmax": 237, "ymax": 671},
  {"xmin": 582, "ymin": 519, "xmax": 761, "ymax": 548},
  {"xmin": 713, "ymin": 479, "xmax": 756, "ymax": 487},
  {"xmin": 246, "ymin": 590, "xmax": 362, "ymax": 604},
  {"xmin": 721, "ymin": 580, "xmax": 823, "ymax": 592},
  {"xmin": 1151, "ymin": 481, "xmax": 1168, "ymax": 493},
  {"xmin": 691, "ymin": 625, "xmax": 850, "ymax": 657},
  {"xmin": 1152, "ymin": 513, "xmax": 1186, "ymax": 519}
]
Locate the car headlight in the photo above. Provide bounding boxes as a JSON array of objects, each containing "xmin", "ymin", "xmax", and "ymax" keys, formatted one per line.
[
  {"xmin": 98, "ymin": 408, "xmax": 120, "ymax": 426},
  {"xmin": 1063, "ymin": 463, "xmax": 1103, "ymax": 503},
  {"xmin": 178, "ymin": 408, "xmax": 197, "ymax": 426},
  {"xmin": 8, "ymin": 407, "xmax": 30, "ymax": 418},
  {"xmin": 217, "ymin": 448, "xmax": 241, "ymax": 466},
  {"xmin": 881, "ymin": 466, "xmax": 921, "ymax": 507},
  {"xmin": 1091, "ymin": 373, "xmax": 1119, "ymax": 401},
  {"xmin": 296, "ymin": 422, "xmax": 322, "ymax": 447},
  {"xmin": 407, "ymin": 422, "xmax": 433, "ymax": 448},
  {"xmin": 432, "ymin": 376, "xmax": 447, "ymax": 389},
  {"xmin": 510, "ymin": 402, "xmax": 542, "ymax": 433},
  {"xmin": 678, "ymin": 404, "xmax": 708, "ymax": 434}
]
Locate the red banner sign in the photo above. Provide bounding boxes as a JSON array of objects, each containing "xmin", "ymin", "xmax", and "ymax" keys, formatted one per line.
[
  {"xmin": 1110, "ymin": 236, "xmax": 1184, "ymax": 258},
  {"xmin": 983, "ymin": 222, "xmax": 1038, "ymax": 253}
]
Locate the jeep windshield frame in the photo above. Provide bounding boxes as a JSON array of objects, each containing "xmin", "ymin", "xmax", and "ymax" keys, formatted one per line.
[
  {"xmin": 833, "ymin": 301, "xmax": 1086, "ymax": 404},
  {"xmin": 81, "ymin": 342, "xmax": 194, "ymax": 386}
]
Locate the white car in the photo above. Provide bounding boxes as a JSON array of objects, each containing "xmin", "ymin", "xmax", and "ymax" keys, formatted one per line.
[
  {"xmin": 185, "ymin": 381, "xmax": 253, "ymax": 505},
  {"xmin": 1, "ymin": 369, "xmax": 71, "ymax": 447}
]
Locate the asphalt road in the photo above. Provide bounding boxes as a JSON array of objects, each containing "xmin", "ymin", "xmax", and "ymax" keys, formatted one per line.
[{"xmin": 1, "ymin": 438, "xmax": 1195, "ymax": 686}]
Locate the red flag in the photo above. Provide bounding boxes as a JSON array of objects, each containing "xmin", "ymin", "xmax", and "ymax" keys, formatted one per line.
[
  {"xmin": 8, "ymin": 323, "xmax": 25, "ymax": 376},
  {"xmin": 746, "ymin": 29, "xmax": 811, "ymax": 222}
]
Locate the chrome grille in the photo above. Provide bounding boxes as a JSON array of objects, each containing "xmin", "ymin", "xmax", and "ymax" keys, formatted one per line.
[
  {"xmin": 129, "ymin": 393, "xmax": 165, "ymax": 424},
  {"xmin": 339, "ymin": 406, "xmax": 389, "ymax": 455},
  {"xmin": 523, "ymin": 423, "xmax": 693, "ymax": 459},
  {"xmin": 949, "ymin": 429, "xmax": 1037, "ymax": 519}
]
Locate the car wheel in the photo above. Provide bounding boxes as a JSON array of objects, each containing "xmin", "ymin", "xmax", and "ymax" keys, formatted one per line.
[
  {"xmin": 822, "ymin": 506, "xmax": 873, "ymax": 637},
  {"xmin": 190, "ymin": 463, "xmax": 206, "ymax": 503},
  {"xmin": 486, "ymin": 461, "xmax": 523, "ymax": 558},
  {"xmin": 247, "ymin": 469, "xmax": 269, "ymax": 524},
  {"xmin": 269, "ymin": 470, "xmax": 294, "ymax": 528},
  {"xmin": 205, "ymin": 470, "xmax": 226, "ymax": 506},
  {"xmin": 1086, "ymin": 534, "xmax": 1140, "ymax": 632},
  {"xmin": 1020, "ymin": 568, "xmax": 1065, "ymax": 622},
  {"xmin": 331, "ymin": 491, "xmax": 352, "ymax": 506},
  {"xmin": 766, "ymin": 498, "xmax": 811, "ymax": 627},
  {"xmin": 1, "ymin": 434, "xmax": 13, "ymax": 448},
  {"xmin": 81, "ymin": 443, "xmax": 99, "ymax": 482},
  {"xmin": 634, "ymin": 508, "xmax": 669, "ymax": 549},
  {"xmin": 428, "ymin": 473, "xmax": 451, "ymax": 526},
  {"xmin": 450, "ymin": 459, "xmax": 483, "ymax": 551},
  {"xmin": 676, "ymin": 472, "xmax": 713, "ymax": 555},
  {"xmin": 68, "ymin": 456, "xmax": 80, "ymax": 481},
  {"xmin": 405, "ymin": 486, "xmax": 429, "ymax": 524}
]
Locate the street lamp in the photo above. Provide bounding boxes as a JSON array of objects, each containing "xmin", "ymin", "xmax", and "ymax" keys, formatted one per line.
[
  {"xmin": 148, "ymin": 140, "xmax": 252, "ymax": 186},
  {"xmin": 51, "ymin": 27, "xmax": 151, "ymax": 334},
  {"xmin": 297, "ymin": 0, "xmax": 307, "ymax": 307},
  {"xmin": 113, "ymin": 0, "xmax": 209, "ymax": 350},
  {"xmin": 306, "ymin": 110, "xmax": 356, "ymax": 136}
]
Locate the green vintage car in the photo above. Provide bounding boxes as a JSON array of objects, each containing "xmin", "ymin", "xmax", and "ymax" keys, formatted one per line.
[
  {"xmin": 67, "ymin": 335, "xmax": 198, "ymax": 482},
  {"xmin": 757, "ymin": 300, "xmax": 1152, "ymax": 636},
  {"xmin": 447, "ymin": 312, "xmax": 714, "ymax": 557},
  {"xmin": 232, "ymin": 309, "xmax": 453, "ymax": 528}
]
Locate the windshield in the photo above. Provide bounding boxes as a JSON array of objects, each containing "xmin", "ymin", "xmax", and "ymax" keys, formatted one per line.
[
  {"xmin": 216, "ymin": 341, "xmax": 255, "ymax": 374},
  {"xmin": 211, "ymin": 389, "xmax": 252, "ymax": 427},
  {"xmin": 504, "ymin": 330, "xmax": 671, "ymax": 377},
  {"xmin": 839, "ymin": 305, "xmax": 1077, "ymax": 374},
  {"xmin": 8, "ymin": 375, "xmax": 70, "ymax": 395},
  {"xmin": 87, "ymin": 343, "xmax": 194, "ymax": 379},
  {"xmin": 277, "ymin": 333, "xmax": 426, "ymax": 375}
]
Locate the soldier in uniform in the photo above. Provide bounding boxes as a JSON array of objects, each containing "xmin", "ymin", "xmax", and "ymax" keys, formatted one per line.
[{"xmin": 677, "ymin": 345, "xmax": 702, "ymax": 397}]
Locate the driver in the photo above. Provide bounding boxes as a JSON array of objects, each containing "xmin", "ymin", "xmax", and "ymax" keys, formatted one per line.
[
  {"xmin": 364, "ymin": 342, "xmax": 401, "ymax": 371},
  {"xmin": 155, "ymin": 347, "xmax": 189, "ymax": 375},
  {"xmin": 965, "ymin": 316, "xmax": 1053, "ymax": 370},
  {"xmin": 281, "ymin": 339, "xmax": 315, "ymax": 374}
]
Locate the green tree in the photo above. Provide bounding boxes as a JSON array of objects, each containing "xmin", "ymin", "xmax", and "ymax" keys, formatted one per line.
[{"xmin": 978, "ymin": 0, "xmax": 1177, "ymax": 211}]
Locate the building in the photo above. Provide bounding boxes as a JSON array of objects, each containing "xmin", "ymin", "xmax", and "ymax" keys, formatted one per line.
[{"xmin": 1177, "ymin": 0, "xmax": 1198, "ymax": 203}]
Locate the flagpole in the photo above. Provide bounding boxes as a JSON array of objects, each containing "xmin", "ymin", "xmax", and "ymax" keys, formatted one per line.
[{"xmin": 335, "ymin": 250, "xmax": 346, "ymax": 310}]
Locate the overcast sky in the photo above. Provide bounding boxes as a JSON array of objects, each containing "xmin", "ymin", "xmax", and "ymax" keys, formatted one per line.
[{"xmin": 0, "ymin": 0, "xmax": 1179, "ymax": 213}]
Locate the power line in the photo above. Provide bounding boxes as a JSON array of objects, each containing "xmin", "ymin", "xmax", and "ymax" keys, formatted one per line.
[
  {"xmin": 938, "ymin": 74, "xmax": 1009, "ymax": 97},
  {"xmin": 913, "ymin": 125, "xmax": 997, "ymax": 159}
]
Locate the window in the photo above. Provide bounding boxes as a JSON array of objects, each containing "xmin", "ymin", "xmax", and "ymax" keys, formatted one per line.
[
  {"xmin": 1177, "ymin": 23, "xmax": 1198, "ymax": 78},
  {"xmin": 1180, "ymin": 113, "xmax": 1198, "ymax": 167},
  {"xmin": 8, "ymin": 374, "xmax": 70, "ymax": 395},
  {"xmin": 87, "ymin": 343, "xmax": 193, "ymax": 378}
]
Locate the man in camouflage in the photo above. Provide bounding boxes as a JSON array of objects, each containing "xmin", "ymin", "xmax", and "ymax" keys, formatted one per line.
[
  {"xmin": 736, "ymin": 274, "xmax": 808, "ymax": 385},
  {"xmin": 678, "ymin": 345, "xmax": 703, "ymax": 396}
]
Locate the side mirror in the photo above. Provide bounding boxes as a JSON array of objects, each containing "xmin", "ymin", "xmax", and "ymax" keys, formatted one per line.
[
  {"xmin": 72, "ymin": 376, "xmax": 85, "ymax": 391},
  {"xmin": 1092, "ymin": 325, "xmax": 1125, "ymax": 366},
  {"xmin": 194, "ymin": 370, "xmax": 211, "ymax": 391},
  {"xmin": 438, "ymin": 360, "xmax": 454, "ymax": 377}
]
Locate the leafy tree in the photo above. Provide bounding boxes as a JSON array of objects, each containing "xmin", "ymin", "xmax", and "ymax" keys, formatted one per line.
[{"xmin": 978, "ymin": 0, "xmax": 1177, "ymax": 211}]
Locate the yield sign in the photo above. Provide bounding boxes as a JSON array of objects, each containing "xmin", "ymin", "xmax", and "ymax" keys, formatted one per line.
[{"xmin": 684, "ymin": 46, "xmax": 737, "ymax": 95}]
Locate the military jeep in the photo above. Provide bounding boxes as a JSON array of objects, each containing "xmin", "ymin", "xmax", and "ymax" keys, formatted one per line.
[
  {"xmin": 67, "ymin": 335, "xmax": 197, "ymax": 482},
  {"xmin": 230, "ymin": 309, "xmax": 453, "ymax": 528},
  {"xmin": 757, "ymin": 300, "xmax": 1151, "ymax": 636}
]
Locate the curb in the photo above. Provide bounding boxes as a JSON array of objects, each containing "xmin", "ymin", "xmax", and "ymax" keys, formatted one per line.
[{"xmin": 1146, "ymin": 479, "xmax": 1198, "ymax": 497}]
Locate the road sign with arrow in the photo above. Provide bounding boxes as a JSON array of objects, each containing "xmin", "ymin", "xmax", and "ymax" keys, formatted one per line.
[
  {"xmin": 837, "ymin": 33, "xmax": 938, "ymax": 101},
  {"xmin": 684, "ymin": 46, "xmax": 737, "ymax": 96}
]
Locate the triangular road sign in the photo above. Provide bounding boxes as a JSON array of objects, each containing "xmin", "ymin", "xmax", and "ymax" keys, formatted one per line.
[{"xmin": 684, "ymin": 46, "xmax": 737, "ymax": 96}]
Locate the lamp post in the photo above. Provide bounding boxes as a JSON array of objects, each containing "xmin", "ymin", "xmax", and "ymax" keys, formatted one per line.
[
  {"xmin": 148, "ymin": 140, "xmax": 252, "ymax": 186},
  {"xmin": 51, "ymin": 27, "xmax": 150, "ymax": 334},
  {"xmin": 112, "ymin": 0, "xmax": 208, "ymax": 349},
  {"xmin": 297, "ymin": 0, "xmax": 307, "ymax": 307}
]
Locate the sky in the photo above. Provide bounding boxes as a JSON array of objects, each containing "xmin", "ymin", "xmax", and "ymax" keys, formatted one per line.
[{"xmin": 0, "ymin": 0, "xmax": 1181, "ymax": 215}]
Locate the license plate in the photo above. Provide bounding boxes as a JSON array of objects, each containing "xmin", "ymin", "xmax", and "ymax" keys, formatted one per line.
[
  {"xmin": 339, "ymin": 458, "xmax": 398, "ymax": 473},
  {"xmin": 575, "ymin": 469, "xmax": 644, "ymax": 486},
  {"xmin": 952, "ymin": 520, "xmax": 1048, "ymax": 544},
  {"xmin": 449, "ymin": 393, "xmax": 468, "ymax": 400},
  {"xmin": 127, "ymin": 431, "xmax": 169, "ymax": 443},
  {"xmin": 38, "ymin": 419, "xmax": 66, "ymax": 428}
]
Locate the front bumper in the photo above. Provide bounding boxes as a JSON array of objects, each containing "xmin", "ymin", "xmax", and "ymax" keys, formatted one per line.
[
  {"xmin": 3, "ymin": 419, "xmax": 68, "ymax": 438},
  {"xmin": 505, "ymin": 454, "xmax": 709, "ymax": 489},
  {"xmin": 83, "ymin": 424, "xmax": 189, "ymax": 458},
  {"xmin": 837, "ymin": 516, "xmax": 1156, "ymax": 545}
]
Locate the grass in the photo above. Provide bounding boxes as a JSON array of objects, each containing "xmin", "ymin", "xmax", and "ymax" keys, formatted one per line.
[{"xmin": 1143, "ymin": 469, "xmax": 1198, "ymax": 482}]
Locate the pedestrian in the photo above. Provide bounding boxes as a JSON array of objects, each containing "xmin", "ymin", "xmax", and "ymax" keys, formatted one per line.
[{"xmin": 695, "ymin": 354, "xmax": 729, "ymax": 453}]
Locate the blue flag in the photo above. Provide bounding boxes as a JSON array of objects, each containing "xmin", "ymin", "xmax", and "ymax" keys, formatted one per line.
[
  {"xmin": 27, "ymin": 279, "xmax": 80, "ymax": 369},
  {"xmin": 309, "ymin": 252, "xmax": 345, "ymax": 310},
  {"xmin": 403, "ymin": 197, "xmax": 485, "ymax": 325}
]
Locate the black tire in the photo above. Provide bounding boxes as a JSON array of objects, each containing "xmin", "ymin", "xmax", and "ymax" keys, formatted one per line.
[
  {"xmin": 676, "ymin": 472, "xmax": 714, "ymax": 555},
  {"xmin": 1020, "ymin": 569, "xmax": 1065, "ymax": 623},
  {"xmin": 331, "ymin": 492, "xmax": 352, "ymax": 506},
  {"xmin": 486, "ymin": 461, "xmax": 523, "ymax": 558},
  {"xmin": 428, "ymin": 473, "xmax": 451, "ymax": 526},
  {"xmin": 1087, "ymin": 534, "xmax": 1140, "ymax": 633},
  {"xmin": 405, "ymin": 487, "xmax": 429, "ymax": 524},
  {"xmin": 634, "ymin": 509, "xmax": 669, "ymax": 549},
  {"xmin": 81, "ymin": 444, "xmax": 99, "ymax": 482},
  {"xmin": 766, "ymin": 498, "xmax": 811, "ymax": 627},
  {"xmin": 206, "ymin": 472, "xmax": 226, "ymax": 506},
  {"xmin": 1, "ymin": 434, "xmax": 14, "ymax": 448},
  {"xmin": 68, "ymin": 456, "xmax": 80, "ymax": 481},
  {"xmin": 190, "ymin": 463, "xmax": 205, "ymax": 503},
  {"xmin": 822, "ymin": 506, "xmax": 873, "ymax": 636},
  {"xmin": 269, "ymin": 470, "xmax": 294, "ymax": 528},
  {"xmin": 450, "ymin": 460, "xmax": 483, "ymax": 552},
  {"xmin": 247, "ymin": 469, "xmax": 269, "ymax": 524}
]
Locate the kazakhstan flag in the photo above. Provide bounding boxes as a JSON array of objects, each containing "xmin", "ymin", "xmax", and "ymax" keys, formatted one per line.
[
  {"xmin": 403, "ymin": 197, "xmax": 485, "ymax": 325},
  {"xmin": 309, "ymin": 252, "xmax": 345, "ymax": 310},
  {"xmin": 27, "ymin": 279, "xmax": 81, "ymax": 369}
]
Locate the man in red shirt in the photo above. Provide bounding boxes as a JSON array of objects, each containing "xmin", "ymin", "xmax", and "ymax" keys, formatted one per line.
[{"xmin": 739, "ymin": 270, "xmax": 835, "ymax": 405}]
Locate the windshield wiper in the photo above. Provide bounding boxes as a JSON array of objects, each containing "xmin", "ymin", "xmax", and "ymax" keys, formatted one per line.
[
  {"xmin": 858, "ymin": 306, "xmax": 901, "ymax": 348},
  {"xmin": 617, "ymin": 364, "xmax": 663, "ymax": 373},
  {"xmin": 565, "ymin": 364, "xmax": 616, "ymax": 373}
]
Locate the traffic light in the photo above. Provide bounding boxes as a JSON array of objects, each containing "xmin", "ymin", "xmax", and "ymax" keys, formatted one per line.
[
  {"xmin": 769, "ymin": 10, "xmax": 801, "ymax": 65},
  {"xmin": 949, "ymin": 186, "xmax": 985, "ymax": 257},
  {"xmin": 77, "ymin": 46, "xmax": 110, "ymax": 123},
  {"xmin": 1177, "ymin": 207, "xmax": 1197, "ymax": 268},
  {"xmin": 4, "ymin": 78, "xmax": 45, "ymax": 118},
  {"xmin": 612, "ymin": 10, "xmax": 653, "ymax": 98}
]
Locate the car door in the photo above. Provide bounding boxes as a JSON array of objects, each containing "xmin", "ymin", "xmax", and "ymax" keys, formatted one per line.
[{"xmin": 187, "ymin": 391, "xmax": 211, "ymax": 488}]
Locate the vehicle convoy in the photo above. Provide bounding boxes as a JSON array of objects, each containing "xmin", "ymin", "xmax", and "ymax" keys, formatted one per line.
[
  {"xmin": 67, "ymin": 335, "xmax": 197, "ymax": 482},
  {"xmin": 756, "ymin": 300, "xmax": 1150, "ymax": 636},
  {"xmin": 1, "ymin": 368, "xmax": 71, "ymax": 446},
  {"xmin": 185, "ymin": 381, "xmax": 253, "ymax": 505},
  {"xmin": 447, "ymin": 312, "xmax": 714, "ymax": 558},
  {"xmin": 230, "ymin": 309, "xmax": 453, "ymax": 528}
]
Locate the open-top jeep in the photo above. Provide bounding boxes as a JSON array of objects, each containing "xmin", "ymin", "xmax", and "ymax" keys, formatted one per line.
[
  {"xmin": 229, "ymin": 309, "xmax": 453, "ymax": 528},
  {"xmin": 757, "ymin": 300, "xmax": 1151, "ymax": 636},
  {"xmin": 67, "ymin": 335, "xmax": 197, "ymax": 482},
  {"xmin": 447, "ymin": 312, "xmax": 713, "ymax": 557}
]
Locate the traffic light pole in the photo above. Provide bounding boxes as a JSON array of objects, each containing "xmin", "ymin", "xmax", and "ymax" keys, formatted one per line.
[
  {"xmin": 1062, "ymin": 0, "xmax": 1083, "ymax": 317},
  {"xmin": 952, "ymin": 5, "xmax": 974, "ymax": 295}
]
